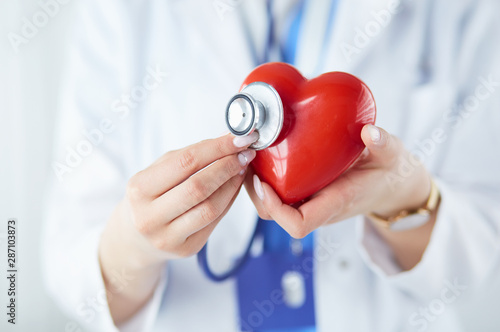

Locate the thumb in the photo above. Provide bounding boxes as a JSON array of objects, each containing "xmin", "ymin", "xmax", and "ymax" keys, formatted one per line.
[{"xmin": 360, "ymin": 124, "xmax": 401, "ymax": 164}]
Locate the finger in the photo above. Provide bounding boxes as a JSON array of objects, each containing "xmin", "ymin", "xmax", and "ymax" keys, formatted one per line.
[
  {"xmin": 243, "ymin": 168, "xmax": 272, "ymax": 220},
  {"xmin": 168, "ymin": 172, "xmax": 245, "ymax": 240},
  {"xmin": 302, "ymin": 174, "xmax": 367, "ymax": 224},
  {"xmin": 146, "ymin": 184, "xmax": 241, "ymax": 257},
  {"xmin": 254, "ymin": 174, "xmax": 355, "ymax": 238},
  {"xmin": 135, "ymin": 132, "xmax": 259, "ymax": 197},
  {"xmin": 179, "ymin": 188, "xmax": 241, "ymax": 257},
  {"xmin": 360, "ymin": 125, "xmax": 401, "ymax": 165},
  {"xmin": 253, "ymin": 175, "xmax": 316, "ymax": 238},
  {"xmin": 150, "ymin": 150, "xmax": 255, "ymax": 222}
]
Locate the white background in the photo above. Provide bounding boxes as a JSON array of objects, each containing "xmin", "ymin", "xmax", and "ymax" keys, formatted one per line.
[{"xmin": 0, "ymin": 0, "xmax": 79, "ymax": 331}]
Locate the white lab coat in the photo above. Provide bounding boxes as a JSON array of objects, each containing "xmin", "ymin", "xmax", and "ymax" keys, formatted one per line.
[{"xmin": 42, "ymin": 0, "xmax": 500, "ymax": 331}]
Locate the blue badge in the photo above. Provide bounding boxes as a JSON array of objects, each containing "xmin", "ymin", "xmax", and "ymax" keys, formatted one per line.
[{"xmin": 236, "ymin": 219, "xmax": 316, "ymax": 332}]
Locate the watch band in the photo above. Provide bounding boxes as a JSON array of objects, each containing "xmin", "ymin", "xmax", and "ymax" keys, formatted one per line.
[{"xmin": 368, "ymin": 178, "xmax": 440, "ymax": 230}]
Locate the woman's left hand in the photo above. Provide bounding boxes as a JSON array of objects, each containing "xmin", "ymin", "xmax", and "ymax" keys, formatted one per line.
[{"xmin": 244, "ymin": 124, "xmax": 432, "ymax": 239}]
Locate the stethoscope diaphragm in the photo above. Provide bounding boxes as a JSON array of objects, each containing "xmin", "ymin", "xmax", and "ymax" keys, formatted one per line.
[{"xmin": 225, "ymin": 82, "xmax": 284, "ymax": 150}]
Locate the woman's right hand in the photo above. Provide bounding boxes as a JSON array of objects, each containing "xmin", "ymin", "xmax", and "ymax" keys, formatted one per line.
[{"xmin": 98, "ymin": 132, "xmax": 258, "ymax": 325}]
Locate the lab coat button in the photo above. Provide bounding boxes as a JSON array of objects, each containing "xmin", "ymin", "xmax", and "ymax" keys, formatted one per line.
[{"xmin": 338, "ymin": 258, "xmax": 350, "ymax": 270}]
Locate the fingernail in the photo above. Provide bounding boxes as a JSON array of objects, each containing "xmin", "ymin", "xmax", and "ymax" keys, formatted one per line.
[
  {"xmin": 239, "ymin": 169, "xmax": 246, "ymax": 175},
  {"xmin": 368, "ymin": 125, "xmax": 381, "ymax": 143},
  {"xmin": 238, "ymin": 150, "xmax": 256, "ymax": 166},
  {"xmin": 253, "ymin": 175, "xmax": 264, "ymax": 200},
  {"xmin": 233, "ymin": 132, "xmax": 259, "ymax": 148}
]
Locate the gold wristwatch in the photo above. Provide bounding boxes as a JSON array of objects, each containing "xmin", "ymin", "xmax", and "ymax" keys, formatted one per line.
[{"xmin": 367, "ymin": 179, "xmax": 440, "ymax": 231}]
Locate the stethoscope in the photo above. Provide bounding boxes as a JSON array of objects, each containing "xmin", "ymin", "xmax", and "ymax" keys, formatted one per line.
[{"xmin": 198, "ymin": 0, "xmax": 339, "ymax": 282}]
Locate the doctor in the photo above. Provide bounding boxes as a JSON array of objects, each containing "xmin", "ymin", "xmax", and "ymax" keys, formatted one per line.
[{"xmin": 43, "ymin": 0, "xmax": 500, "ymax": 331}]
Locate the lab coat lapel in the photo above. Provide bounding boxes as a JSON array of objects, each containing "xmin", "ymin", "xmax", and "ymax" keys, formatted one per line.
[
  {"xmin": 294, "ymin": 0, "xmax": 334, "ymax": 77},
  {"xmin": 307, "ymin": 0, "xmax": 411, "ymax": 74}
]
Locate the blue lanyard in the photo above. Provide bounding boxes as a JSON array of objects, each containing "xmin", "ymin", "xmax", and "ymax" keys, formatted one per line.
[
  {"xmin": 261, "ymin": 217, "xmax": 314, "ymax": 254},
  {"xmin": 263, "ymin": 0, "xmax": 339, "ymax": 72},
  {"xmin": 281, "ymin": 0, "xmax": 305, "ymax": 65},
  {"xmin": 198, "ymin": 0, "xmax": 338, "ymax": 283},
  {"xmin": 262, "ymin": 0, "xmax": 339, "ymax": 253},
  {"xmin": 255, "ymin": 5, "xmax": 325, "ymax": 332}
]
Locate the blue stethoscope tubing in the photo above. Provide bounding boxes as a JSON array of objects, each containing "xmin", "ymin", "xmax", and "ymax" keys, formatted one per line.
[
  {"xmin": 197, "ymin": 218, "xmax": 264, "ymax": 282},
  {"xmin": 198, "ymin": 0, "xmax": 338, "ymax": 282}
]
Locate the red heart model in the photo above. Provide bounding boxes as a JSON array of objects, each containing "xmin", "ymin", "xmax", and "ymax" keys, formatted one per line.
[{"xmin": 241, "ymin": 62, "xmax": 376, "ymax": 205}]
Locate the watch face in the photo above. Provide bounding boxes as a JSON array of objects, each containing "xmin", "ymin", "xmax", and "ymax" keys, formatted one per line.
[{"xmin": 390, "ymin": 212, "xmax": 430, "ymax": 231}]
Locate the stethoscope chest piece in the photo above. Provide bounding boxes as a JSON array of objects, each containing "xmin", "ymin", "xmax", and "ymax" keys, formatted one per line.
[{"xmin": 226, "ymin": 82, "xmax": 284, "ymax": 150}]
